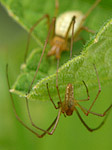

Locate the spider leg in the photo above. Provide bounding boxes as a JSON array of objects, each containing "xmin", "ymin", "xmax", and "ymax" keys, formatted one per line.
[
  {"xmin": 73, "ymin": 26, "xmax": 94, "ymax": 44},
  {"xmin": 54, "ymin": 0, "xmax": 59, "ymax": 17},
  {"xmin": 36, "ymin": 110, "xmax": 62, "ymax": 137},
  {"xmin": 74, "ymin": 0, "xmax": 100, "ymax": 44},
  {"xmin": 46, "ymin": 83, "xmax": 58, "ymax": 109},
  {"xmin": 65, "ymin": 16, "xmax": 76, "ymax": 41},
  {"xmin": 26, "ymin": 98, "xmax": 55, "ymax": 133},
  {"xmin": 81, "ymin": 26, "xmax": 95, "ymax": 34},
  {"xmin": 27, "ymin": 17, "xmax": 56, "ymax": 94},
  {"xmin": 7, "ymin": 64, "xmax": 62, "ymax": 137},
  {"xmin": 7, "ymin": 18, "xmax": 58, "ymax": 138},
  {"xmin": 75, "ymin": 65, "xmax": 101, "ymax": 115},
  {"xmin": 86, "ymin": 64, "xmax": 101, "ymax": 115},
  {"xmin": 74, "ymin": 37, "xmax": 85, "ymax": 44},
  {"xmin": 27, "ymin": 96, "xmax": 61, "ymax": 136},
  {"xmin": 76, "ymin": 102, "xmax": 112, "ymax": 117},
  {"xmin": 70, "ymin": 16, "xmax": 75, "ymax": 59},
  {"xmin": 24, "ymin": 14, "xmax": 50, "ymax": 63},
  {"xmin": 37, "ymin": 108, "xmax": 61, "ymax": 136},
  {"xmin": 40, "ymin": 117, "xmax": 57, "ymax": 137},
  {"xmin": 56, "ymin": 59, "xmax": 62, "ymax": 103},
  {"xmin": 26, "ymin": 94, "xmax": 61, "ymax": 135},
  {"xmin": 75, "ymin": 80, "xmax": 90, "ymax": 102},
  {"xmin": 75, "ymin": 108, "xmax": 110, "ymax": 132},
  {"xmin": 83, "ymin": 0, "xmax": 101, "ymax": 20},
  {"xmin": 47, "ymin": 108, "xmax": 61, "ymax": 135},
  {"xmin": 6, "ymin": 64, "xmax": 54, "ymax": 138},
  {"xmin": 26, "ymin": 97, "xmax": 61, "ymax": 136}
]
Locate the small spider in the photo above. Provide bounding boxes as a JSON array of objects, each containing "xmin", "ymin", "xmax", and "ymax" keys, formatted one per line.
[
  {"xmin": 6, "ymin": 61, "xmax": 112, "ymax": 138},
  {"xmin": 24, "ymin": 0, "xmax": 101, "ymax": 61},
  {"xmin": 44, "ymin": 60, "xmax": 112, "ymax": 136}
]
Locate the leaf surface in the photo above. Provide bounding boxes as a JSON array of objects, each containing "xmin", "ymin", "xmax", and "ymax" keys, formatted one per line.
[{"xmin": 1, "ymin": 0, "xmax": 112, "ymax": 101}]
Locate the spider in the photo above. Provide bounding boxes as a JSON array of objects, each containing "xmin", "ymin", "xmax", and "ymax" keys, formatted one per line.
[
  {"xmin": 44, "ymin": 60, "xmax": 112, "ymax": 135},
  {"xmin": 24, "ymin": 0, "xmax": 101, "ymax": 61},
  {"xmin": 6, "ymin": 59, "xmax": 112, "ymax": 138}
]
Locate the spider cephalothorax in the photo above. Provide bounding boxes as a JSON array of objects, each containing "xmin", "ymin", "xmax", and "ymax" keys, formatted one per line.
[{"xmin": 47, "ymin": 36, "xmax": 68, "ymax": 59}]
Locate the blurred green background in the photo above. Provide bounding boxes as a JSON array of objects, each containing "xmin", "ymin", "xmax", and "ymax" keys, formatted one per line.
[{"xmin": 0, "ymin": 0, "xmax": 112, "ymax": 150}]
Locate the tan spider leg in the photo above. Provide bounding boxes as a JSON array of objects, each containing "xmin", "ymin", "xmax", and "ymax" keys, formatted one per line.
[
  {"xmin": 81, "ymin": 26, "xmax": 95, "ymax": 34},
  {"xmin": 76, "ymin": 102, "xmax": 112, "ymax": 117},
  {"xmin": 75, "ymin": 64, "xmax": 101, "ymax": 116},
  {"xmin": 70, "ymin": 16, "xmax": 75, "ymax": 59},
  {"xmin": 55, "ymin": 0, "xmax": 59, "ymax": 17},
  {"xmin": 86, "ymin": 64, "xmax": 101, "ymax": 115},
  {"xmin": 24, "ymin": 14, "xmax": 50, "ymax": 63},
  {"xmin": 65, "ymin": 16, "xmax": 76, "ymax": 41},
  {"xmin": 6, "ymin": 65, "xmax": 57, "ymax": 138},
  {"xmin": 83, "ymin": 0, "xmax": 101, "ymax": 20},
  {"xmin": 27, "ymin": 17, "xmax": 56, "ymax": 94},
  {"xmin": 56, "ymin": 59, "xmax": 62, "ymax": 103},
  {"xmin": 75, "ymin": 107, "xmax": 111, "ymax": 132},
  {"xmin": 74, "ymin": 0, "xmax": 101, "ymax": 43}
]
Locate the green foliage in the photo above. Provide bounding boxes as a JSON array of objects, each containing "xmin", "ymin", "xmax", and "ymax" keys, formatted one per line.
[
  {"xmin": 12, "ymin": 19, "xmax": 112, "ymax": 101},
  {"xmin": 1, "ymin": 0, "xmax": 112, "ymax": 46},
  {"xmin": 1, "ymin": 0, "xmax": 112, "ymax": 101}
]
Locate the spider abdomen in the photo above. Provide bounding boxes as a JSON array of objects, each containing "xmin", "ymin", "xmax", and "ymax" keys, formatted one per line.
[
  {"xmin": 61, "ymin": 84, "xmax": 75, "ymax": 116},
  {"xmin": 55, "ymin": 11, "xmax": 84, "ymax": 38},
  {"xmin": 65, "ymin": 83, "xmax": 74, "ymax": 103}
]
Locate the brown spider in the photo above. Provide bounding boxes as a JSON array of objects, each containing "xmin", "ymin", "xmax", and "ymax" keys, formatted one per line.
[
  {"xmin": 24, "ymin": 0, "xmax": 101, "ymax": 61},
  {"xmin": 6, "ymin": 60, "xmax": 112, "ymax": 138}
]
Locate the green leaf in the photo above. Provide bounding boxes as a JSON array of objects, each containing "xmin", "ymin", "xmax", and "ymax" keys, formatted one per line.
[
  {"xmin": 1, "ymin": 0, "xmax": 112, "ymax": 47},
  {"xmin": 1, "ymin": 0, "xmax": 112, "ymax": 100},
  {"xmin": 28, "ymin": 18, "xmax": 112, "ymax": 101},
  {"xmin": 11, "ymin": 18, "xmax": 112, "ymax": 101}
]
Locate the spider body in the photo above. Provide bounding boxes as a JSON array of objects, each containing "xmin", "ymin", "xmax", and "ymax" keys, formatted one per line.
[
  {"xmin": 60, "ymin": 83, "xmax": 75, "ymax": 116},
  {"xmin": 25, "ymin": 0, "xmax": 101, "ymax": 60},
  {"xmin": 47, "ymin": 11, "xmax": 84, "ymax": 59},
  {"xmin": 49, "ymin": 36, "xmax": 68, "ymax": 59}
]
